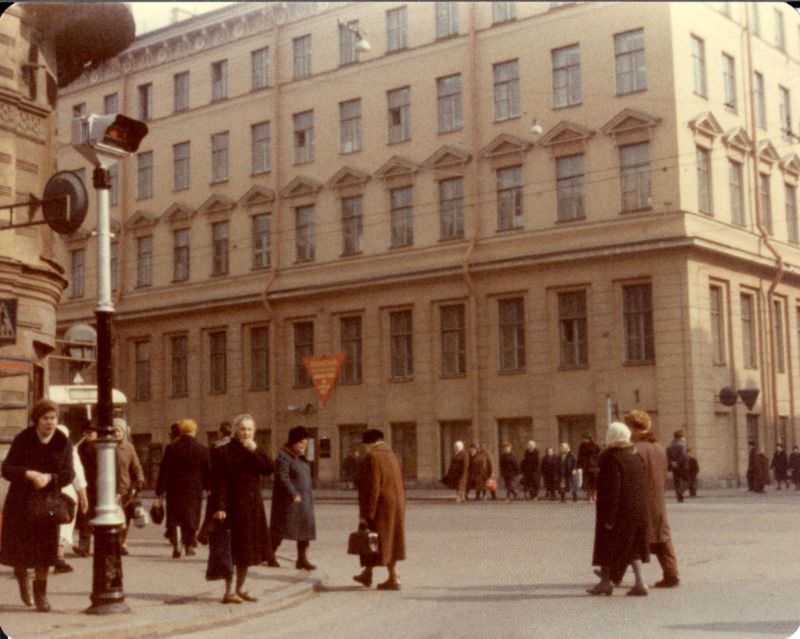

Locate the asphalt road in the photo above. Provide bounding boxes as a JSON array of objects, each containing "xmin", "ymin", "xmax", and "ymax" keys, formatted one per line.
[{"xmin": 170, "ymin": 491, "xmax": 800, "ymax": 639}]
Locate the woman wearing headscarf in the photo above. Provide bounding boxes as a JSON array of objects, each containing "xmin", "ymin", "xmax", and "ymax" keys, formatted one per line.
[
  {"xmin": 55, "ymin": 424, "xmax": 88, "ymax": 574},
  {"xmin": 588, "ymin": 421, "xmax": 650, "ymax": 596},
  {"xmin": 1, "ymin": 399, "xmax": 75, "ymax": 611}
]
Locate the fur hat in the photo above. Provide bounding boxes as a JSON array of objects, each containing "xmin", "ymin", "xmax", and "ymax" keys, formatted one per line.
[
  {"xmin": 288, "ymin": 425, "xmax": 311, "ymax": 446},
  {"xmin": 362, "ymin": 429, "xmax": 384, "ymax": 444},
  {"xmin": 624, "ymin": 409, "xmax": 652, "ymax": 433},
  {"xmin": 606, "ymin": 421, "xmax": 632, "ymax": 448},
  {"xmin": 177, "ymin": 418, "xmax": 197, "ymax": 436}
]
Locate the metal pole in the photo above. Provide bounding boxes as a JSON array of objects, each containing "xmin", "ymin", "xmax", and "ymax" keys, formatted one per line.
[{"xmin": 86, "ymin": 165, "xmax": 129, "ymax": 615}]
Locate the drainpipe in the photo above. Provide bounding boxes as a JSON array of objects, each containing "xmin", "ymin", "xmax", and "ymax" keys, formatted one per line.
[{"xmin": 116, "ymin": 55, "xmax": 129, "ymax": 308}]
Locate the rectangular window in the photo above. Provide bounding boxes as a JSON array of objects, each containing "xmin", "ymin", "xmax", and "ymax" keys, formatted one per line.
[
  {"xmin": 710, "ymin": 285, "xmax": 725, "ymax": 365},
  {"xmin": 441, "ymin": 304, "xmax": 466, "ymax": 376},
  {"xmin": 293, "ymin": 110, "xmax": 314, "ymax": 164},
  {"xmin": 293, "ymin": 35, "xmax": 312, "ymax": 79},
  {"xmin": 73, "ymin": 102, "xmax": 87, "ymax": 142},
  {"xmin": 170, "ymin": 335, "xmax": 188, "ymax": 398},
  {"xmin": 173, "ymin": 228, "xmax": 190, "ymax": 282},
  {"xmin": 293, "ymin": 321, "xmax": 313, "ymax": 387},
  {"xmin": 557, "ymin": 154, "xmax": 585, "ymax": 221},
  {"xmin": 252, "ymin": 214, "xmax": 271, "ymax": 269},
  {"xmin": 209, "ymin": 331, "xmax": 227, "ymax": 394},
  {"xmin": 211, "ymin": 221, "xmax": 229, "ymax": 276},
  {"xmin": 620, "ymin": 142, "xmax": 651, "ymax": 211},
  {"xmin": 697, "ymin": 146, "xmax": 713, "ymax": 214},
  {"xmin": 136, "ymin": 236, "xmax": 152, "ymax": 288},
  {"xmin": 439, "ymin": 177, "xmax": 464, "ymax": 240},
  {"xmin": 552, "ymin": 45, "xmax": 581, "ymax": 108},
  {"xmin": 691, "ymin": 35, "xmax": 707, "ymax": 97},
  {"xmin": 138, "ymin": 83, "xmax": 153, "ymax": 120},
  {"xmin": 341, "ymin": 195, "xmax": 363, "ymax": 256},
  {"xmin": 251, "ymin": 46, "xmax": 270, "ymax": 90},
  {"xmin": 211, "ymin": 131, "xmax": 229, "ymax": 182},
  {"xmin": 387, "ymin": 86, "xmax": 410, "ymax": 143},
  {"xmin": 339, "ymin": 99, "xmax": 362, "ymax": 154},
  {"xmin": 137, "ymin": 151, "xmax": 153, "ymax": 200},
  {"xmin": 775, "ymin": 9, "xmax": 785, "ymax": 50},
  {"xmin": 110, "ymin": 241, "xmax": 118, "ymax": 291},
  {"xmin": 754, "ymin": 72, "xmax": 766, "ymax": 130},
  {"xmin": 559, "ymin": 290, "xmax": 588, "ymax": 368},
  {"xmin": 493, "ymin": 59, "xmax": 520, "ymax": 121},
  {"xmin": 435, "ymin": 2, "xmax": 459, "ymax": 38},
  {"xmin": 615, "ymin": 29, "xmax": 646, "ymax": 95},
  {"xmin": 722, "ymin": 53, "xmax": 736, "ymax": 111},
  {"xmin": 493, "ymin": 2, "xmax": 516, "ymax": 23},
  {"xmin": 623, "ymin": 283, "xmax": 655, "ymax": 363},
  {"xmin": 741, "ymin": 293, "xmax": 757, "ymax": 369},
  {"xmin": 70, "ymin": 248, "xmax": 84, "ymax": 298},
  {"xmin": 339, "ymin": 20, "xmax": 361, "ymax": 66},
  {"xmin": 295, "ymin": 205, "xmax": 315, "ymax": 262},
  {"xmin": 134, "ymin": 341, "xmax": 150, "ymax": 401},
  {"xmin": 729, "ymin": 160, "xmax": 745, "ymax": 226},
  {"xmin": 759, "ymin": 173, "xmax": 772, "ymax": 235},
  {"xmin": 390, "ymin": 310, "xmax": 414, "ymax": 379},
  {"xmin": 497, "ymin": 165, "xmax": 523, "ymax": 230},
  {"xmin": 386, "ymin": 6, "xmax": 408, "ymax": 51},
  {"xmin": 437, "ymin": 74, "xmax": 463, "ymax": 133},
  {"xmin": 211, "ymin": 60, "xmax": 228, "ymax": 101},
  {"xmin": 780, "ymin": 86, "xmax": 792, "ymax": 138},
  {"xmin": 340, "ymin": 317, "xmax": 363, "ymax": 384},
  {"xmin": 251, "ymin": 121, "xmax": 271, "ymax": 174},
  {"xmin": 173, "ymin": 142, "xmax": 190, "ymax": 191},
  {"xmin": 787, "ymin": 185, "xmax": 799, "ymax": 244},
  {"xmin": 390, "ymin": 186, "xmax": 413, "ymax": 248},
  {"xmin": 774, "ymin": 299, "xmax": 785, "ymax": 373},
  {"xmin": 174, "ymin": 71, "xmax": 189, "ymax": 112},
  {"xmin": 109, "ymin": 163, "xmax": 118, "ymax": 207},
  {"xmin": 103, "ymin": 92, "xmax": 118, "ymax": 115},
  {"xmin": 250, "ymin": 325, "xmax": 270, "ymax": 391},
  {"xmin": 499, "ymin": 298, "xmax": 526, "ymax": 371}
]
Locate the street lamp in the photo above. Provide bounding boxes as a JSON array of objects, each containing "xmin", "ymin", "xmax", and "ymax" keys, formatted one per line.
[
  {"xmin": 72, "ymin": 113, "xmax": 148, "ymax": 615},
  {"xmin": 337, "ymin": 19, "xmax": 371, "ymax": 53}
]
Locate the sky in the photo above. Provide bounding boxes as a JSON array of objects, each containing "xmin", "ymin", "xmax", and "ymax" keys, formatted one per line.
[{"xmin": 129, "ymin": 2, "xmax": 233, "ymax": 35}]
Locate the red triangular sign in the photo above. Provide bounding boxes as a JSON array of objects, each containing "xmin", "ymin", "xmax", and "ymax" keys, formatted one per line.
[{"xmin": 303, "ymin": 354, "xmax": 345, "ymax": 407}]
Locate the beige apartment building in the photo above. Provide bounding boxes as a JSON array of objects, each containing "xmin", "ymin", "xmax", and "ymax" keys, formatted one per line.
[{"xmin": 53, "ymin": 1, "xmax": 800, "ymax": 486}]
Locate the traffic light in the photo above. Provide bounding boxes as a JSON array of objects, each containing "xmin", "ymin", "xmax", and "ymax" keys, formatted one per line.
[{"xmin": 72, "ymin": 114, "xmax": 148, "ymax": 163}]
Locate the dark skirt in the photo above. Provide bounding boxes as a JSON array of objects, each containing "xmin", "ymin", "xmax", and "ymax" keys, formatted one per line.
[{"xmin": 205, "ymin": 524, "xmax": 233, "ymax": 581}]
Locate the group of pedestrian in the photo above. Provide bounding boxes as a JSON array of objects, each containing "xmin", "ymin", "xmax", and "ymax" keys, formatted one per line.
[{"xmin": 748, "ymin": 441, "xmax": 800, "ymax": 492}]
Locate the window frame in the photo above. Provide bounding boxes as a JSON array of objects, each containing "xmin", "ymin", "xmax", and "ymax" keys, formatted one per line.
[
  {"xmin": 211, "ymin": 221, "xmax": 229, "ymax": 276},
  {"xmin": 622, "ymin": 283, "xmax": 655, "ymax": 364},
  {"xmin": 173, "ymin": 71, "xmax": 190, "ymax": 112},
  {"xmin": 437, "ymin": 73, "xmax": 463, "ymax": 133},
  {"xmin": 390, "ymin": 186, "xmax": 413, "ymax": 248},
  {"xmin": 209, "ymin": 330, "xmax": 228, "ymax": 394},
  {"xmin": 439, "ymin": 177, "xmax": 464, "ymax": 240},
  {"xmin": 293, "ymin": 34, "xmax": 312, "ymax": 79},
  {"xmin": 173, "ymin": 141, "xmax": 190, "ymax": 191},
  {"xmin": 170, "ymin": 334, "xmax": 189, "ymax": 398},
  {"xmin": 69, "ymin": 248, "xmax": 85, "ymax": 299},
  {"xmin": 619, "ymin": 142, "xmax": 651, "ymax": 212},
  {"xmin": 341, "ymin": 195, "xmax": 364, "ymax": 256},
  {"xmin": 211, "ymin": 131, "xmax": 229, "ymax": 183},
  {"xmin": 741, "ymin": 293, "xmax": 757, "ymax": 369},
  {"xmin": 435, "ymin": 1, "xmax": 459, "ymax": 39},
  {"xmin": 251, "ymin": 46, "xmax": 270, "ymax": 91},
  {"xmin": 249, "ymin": 325, "xmax": 270, "ymax": 391},
  {"xmin": 386, "ymin": 6, "xmax": 408, "ymax": 52},
  {"xmin": 387, "ymin": 86, "xmax": 411, "ymax": 144},
  {"xmin": 496, "ymin": 165, "xmax": 523, "ymax": 231},
  {"xmin": 696, "ymin": 146, "xmax": 713, "ymax": 214},
  {"xmin": 136, "ymin": 151, "xmax": 153, "ymax": 200},
  {"xmin": 339, "ymin": 99, "xmax": 362, "ymax": 154},
  {"xmin": 136, "ymin": 235, "xmax": 153, "ymax": 288},
  {"xmin": 251, "ymin": 121, "xmax": 271, "ymax": 175},
  {"xmin": 293, "ymin": 110, "xmax": 314, "ymax": 164},
  {"xmin": 252, "ymin": 213, "xmax": 271, "ymax": 269},
  {"xmin": 295, "ymin": 205, "xmax": 315, "ymax": 262},
  {"xmin": 709, "ymin": 285, "xmax": 726, "ymax": 365},
  {"xmin": 390, "ymin": 310, "xmax": 414, "ymax": 380},
  {"xmin": 340, "ymin": 316, "xmax": 363, "ymax": 384},
  {"xmin": 614, "ymin": 29, "xmax": 646, "ymax": 95},
  {"xmin": 211, "ymin": 59, "xmax": 228, "ymax": 102},
  {"xmin": 786, "ymin": 184, "xmax": 798, "ymax": 244},
  {"xmin": 498, "ymin": 297, "xmax": 526, "ymax": 372},
  {"xmin": 293, "ymin": 321, "xmax": 314, "ymax": 387},
  {"xmin": 690, "ymin": 34, "xmax": 707, "ymax": 97},
  {"xmin": 134, "ymin": 340, "xmax": 150, "ymax": 401},
  {"xmin": 552, "ymin": 44, "xmax": 581, "ymax": 108},
  {"xmin": 558, "ymin": 290, "xmax": 588, "ymax": 369},
  {"xmin": 137, "ymin": 82, "xmax": 153, "ymax": 121},
  {"xmin": 173, "ymin": 227, "xmax": 190, "ymax": 282},
  {"xmin": 557, "ymin": 154, "xmax": 585, "ymax": 221},
  {"xmin": 493, "ymin": 59, "xmax": 520, "ymax": 121},
  {"xmin": 729, "ymin": 159, "xmax": 745, "ymax": 226},
  {"xmin": 440, "ymin": 304, "xmax": 466, "ymax": 377}
]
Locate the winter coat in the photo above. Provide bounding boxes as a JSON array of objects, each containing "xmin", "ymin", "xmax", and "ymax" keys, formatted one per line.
[
  {"xmin": 753, "ymin": 453, "xmax": 770, "ymax": 490},
  {"xmin": 357, "ymin": 443, "xmax": 406, "ymax": 566},
  {"xmin": 688, "ymin": 456, "xmax": 699, "ymax": 478},
  {"xmin": 520, "ymin": 449, "xmax": 540, "ymax": 487},
  {"xmin": 633, "ymin": 436, "xmax": 672, "ymax": 545},
  {"xmin": 559, "ymin": 452, "xmax": 577, "ymax": 478},
  {"xmin": 212, "ymin": 439, "xmax": 274, "ymax": 566},
  {"xmin": 468, "ymin": 449, "xmax": 493, "ymax": 489},
  {"xmin": 270, "ymin": 446, "xmax": 316, "ymax": 542},
  {"xmin": 771, "ymin": 450, "xmax": 789, "ymax": 480},
  {"xmin": 667, "ymin": 439, "xmax": 688, "ymax": 476},
  {"xmin": 1, "ymin": 427, "xmax": 74, "ymax": 567},
  {"xmin": 541, "ymin": 454, "xmax": 561, "ymax": 490},
  {"xmin": 115, "ymin": 439, "xmax": 145, "ymax": 507},
  {"xmin": 592, "ymin": 445, "xmax": 650, "ymax": 581},
  {"xmin": 341, "ymin": 453, "xmax": 360, "ymax": 482},
  {"xmin": 499, "ymin": 452, "xmax": 520, "ymax": 479},
  {"xmin": 444, "ymin": 450, "xmax": 469, "ymax": 492},
  {"xmin": 789, "ymin": 451, "xmax": 800, "ymax": 478},
  {"xmin": 577, "ymin": 441, "xmax": 601, "ymax": 490},
  {"xmin": 156, "ymin": 435, "xmax": 210, "ymax": 531}
]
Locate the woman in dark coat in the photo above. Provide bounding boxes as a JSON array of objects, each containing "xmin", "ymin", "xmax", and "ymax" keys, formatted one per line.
[
  {"xmin": 541, "ymin": 447, "xmax": 561, "ymax": 500},
  {"xmin": 770, "ymin": 444, "xmax": 789, "ymax": 490},
  {"xmin": 588, "ymin": 421, "xmax": 650, "ymax": 597},
  {"xmin": 270, "ymin": 426, "xmax": 317, "ymax": 570},
  {"xmin": 155, "ymin": 418, "xmax": 210, "ymax": 558},
  {"xmin": 753, "ymin": 447, "xmax": 770, "ymax": 493},
  {"xmin": 210, "ymin": 413, "xmax": 275, "ymax": 603},
  {"xmin": 1, "ymin": 399, "xmax": 75, "ymax": 612},
  {"xmin": 577, "ymin": 433, "xmax": 601, "ymax": 502},
  {"xmin": 520, "ymin": 441, "xmax": 540, "ymax": 500}
]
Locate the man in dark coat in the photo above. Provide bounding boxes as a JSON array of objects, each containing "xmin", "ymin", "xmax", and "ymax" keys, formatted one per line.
[
  {"xmin": 789, "ymin": 445, "xmax": 800, "ymax": 490},
  {"xmin": 771, "ymin": 443, "xmax": 790, "ymax": 490},
  {"xmin": 576, "ymin": 433, "xmax": 601, "ymax": 502},
  {"xmin": 155, "ymin": 418, "xmax": 209, "ymax": 558},
  {"xmin": 687, "ymin": 449, "xmax": 700, "ymax": 498},
  {"xmin": 520, "ymin": 440, "xmax": 540, "ymax": 500},
  {"xmin": 746, "ymin": 441, "xmax": 757, "ymax": 491},
  {"xmin": 667, "ymin": 430, "xmax": 689, "ymax": 502},
  {"xmin": 467, "ymin": 443, "xmax": 492, "ymax": 500},
  {"xmin": 541, "ymin": 447, "xmax": 560, "ymax": 500},
  {"xmin": 73, "ymin": 424, "xmax": 97, "ymax": 557},
  {"xmin": 353, "ymin": 429, "xmax": 406, "ymax": 591},
  {"xmin": 499, "ymin": 443, "xmax": 520, "ymax": 501},
  {"xmin": 558, "ymin": 442, "xmax": 578, "ymax": 502},
  {"xmin": 753, "ymin": 447, "xmax": 770, "ymax": 493},
  {"xmin": 444, "ymin": 441, "xmax": 469, "ymax": 502}
]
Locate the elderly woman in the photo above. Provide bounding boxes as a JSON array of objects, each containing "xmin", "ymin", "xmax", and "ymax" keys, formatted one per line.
[
  {"xmin": 271, "ymin": 425, "xmax": 317, "ymax": 570},
  {"xmin": 55, "ymin": 424, "xmax": 88, "ymax": 574},
  {"xmin": 588, "ymin": 421, "xmax": 650, "ymax": 597},
  {"xmin": 211, "ymin": 413, "xmax": 275, "ymax": 603},
  {"xmin": 444, "ymin": 441, "xmax": 469, "ymax": 502},
  {"xmin": 1, "ymin": 399, "xmax": 75, "ymax": 612}
]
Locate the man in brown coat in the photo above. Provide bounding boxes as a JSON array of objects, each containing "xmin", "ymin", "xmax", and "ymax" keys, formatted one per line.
[
  {"xmin": 444, "ymin": 441, "xmax": 469, "ymax": 502},
  {"xmin": 353, "ymin": 429, "xmax": 406, "ymax": 591},
  {"xmin": 624, "ymin": 410, "xmax": 680, "ymax": 588}
]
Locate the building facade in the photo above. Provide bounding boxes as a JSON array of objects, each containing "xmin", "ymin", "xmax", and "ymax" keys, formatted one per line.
[{"xmin": 53, "ymin": 2, "xmax": 800, "ymax": 486}]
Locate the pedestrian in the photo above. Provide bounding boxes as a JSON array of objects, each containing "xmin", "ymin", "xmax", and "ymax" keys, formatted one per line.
[
  {"xmin": 746, "ymin": 441, "xmax": 756, "ymax": 492},
  {"xmin": 113, "ymin": 418, "xmax": 145, "ymax": 556},
  {"xmin": 443, "ymin": 441, "xmax": 469, "ymax": 503},
  {"xmin": 210, "ymin": 413, "xmax": 276, "ymax": 603},
  {"xmin": 215, "ymin": 421, "xmax": 232, "ymax": 447},
  {"xmin": 1, "ymin": 399, "xmax": 75, "ymax": 612},
  {"xmin": 625, "ymin": 409, "xmax": 680, "ymax": 589},
  {"xmin": 753, "ymin": 447, "xmax": 770, "ymax": 493},
  {"xmin": 577, "ymin": 432, "xmax": 601, "ymax": 503},
  {"xmin": 73, "ymin": 423, "xmax": 97, "ymax": 557},
  {"xmin": 666, "ymin": 429, "xmax": 689, "ymax": 502},
  {"xmin": 271, "ymin": 425, "xmax": 317, "ymax": 571},
  {"xmin": 541, "ymin": 447, "xmax": 560, "ymax": 500},
  {"xmin": 687, "ymin": 449, "xmax": 700, "ymax": 498},
  {"xmin": 155, "ymin": 418, "xmax": 210, "ymax": 558},
  {"xmin": 353, "ymin": 429, "xmax": 406, "ymax": 591},
  {"xmin": 770, "ymin": 443, "xmax": 790, "ymax": 490},
  {"xmin": 789, "ymin": 445, "xmax": 800, "ymax": 490},
  {"xmin": 587, "ymin": 421, "xmax": 650, "ymax": 597},
  {"xmin": 520, "ymin": 440, "xmax": 540, "ymax": 500},
  {"xmin": 558, "ymin": 442, "xmax": 578, "ymax": 502},
  {"xmin": 341, "ymin": 448, "xmax": 361, "ymax": 490},
  {"xmin": 499, "ymin": 443, "xmax": 520, "ymax": 501},
  {"xmin": 54, "ymin": 424, "xmax": 88, "ymax": 574},
  {"xmin": 162, "ymin": 421, "xmax": 182, "ymax": 544},
  {"xmin": 467, "ymin": 443, "xmax": 492, "ymax": 500}
]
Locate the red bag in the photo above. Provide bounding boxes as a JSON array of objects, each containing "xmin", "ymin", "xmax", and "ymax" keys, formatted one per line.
[{"xmin": 485, "ymin": 478, "xmax": 497, "ymax": 492}]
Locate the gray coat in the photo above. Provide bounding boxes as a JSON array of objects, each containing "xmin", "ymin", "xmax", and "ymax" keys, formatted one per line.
[{"xmin": 270, "ymin": 446, "xmax": 316, "ymax": 541}]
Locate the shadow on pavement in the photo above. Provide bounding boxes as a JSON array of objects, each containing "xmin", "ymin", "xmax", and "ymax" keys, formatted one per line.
[
  {"xmin": 405, "ymin": 592, "xmax": 587, "ymax": 602},
  {"xmin": 665, "ymin": 621, "xmax": 798, "ymax": 635},
  {"xmin": 416, "ymin": 583, "xmax": 589, "ymax": 592}
]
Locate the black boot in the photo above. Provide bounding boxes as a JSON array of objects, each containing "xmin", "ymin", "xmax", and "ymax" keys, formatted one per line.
[
  {"xmin": 33, "ymin": 578, "xmax": 50, "ymax": 612},
  {"xmin": 295, "ymin": 542, "xmax": 316, "ymax": 571},
  {"xmin": 14, "ymin": 567, "xmax": 32, "ymax": 607}
]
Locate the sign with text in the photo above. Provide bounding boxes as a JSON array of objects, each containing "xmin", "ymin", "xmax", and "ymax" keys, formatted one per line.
[
  {"xmin": 0, "ymin": 299, "xmax": 17, "ymax": 345},
  {"xmin": 303, "ymin": 353, "xmax": 345, "ymax": 407}
]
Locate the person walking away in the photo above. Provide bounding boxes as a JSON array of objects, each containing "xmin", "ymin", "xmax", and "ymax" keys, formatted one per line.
[
  {"xmin": 789, "ymin": 445, "xmax": 800, "ymax": 490},
  {"xmin": 667, "ymin": 430, "xmax": 689, "ymax": 502},
  {"xmin": 467, "ymin": 443, "xmax": 492, "ymax": 500},
  {"xmin": 541, "ymin": 447, "xmax": 560, "ymax": 500},
  {"xmin": 625, "ymin": 409, "xmax": 680, "ymax": 588},
  {"xmin": 753, "ymin": 447, "xmax": 770, "ymax": 493},
  {"xmin": 770, "ymin": 443, "xmax": 790, "ymax": 490},
  {"xmin": 353, "ymin": 429, "xmax": 406, "ymax": 591},
  {"xmin": 113, "ymin": 419, "xmax": 145, "ymax": 555},
  {"xmin": 558, "ymin": 443, "xmax": 578, "ymax": 502},
  {"xmin": 73, "ymin": 423, "xmax": 97, "ymax": 557},
  {"xmin": 588, "ymin": 421, "xmax": 650, "ymax": 597},
  {"xmin": 499, "ymin": 443, "xmax": 520, "ymax": 501},
  {"xmin": 687, "ymin": 449, "xmax": 700, "ymax": 498},
  {"xmin": 520, "ymin": 441, "xmax": 540, "ymax": 500},
  {"xmin": 1, "ymin": 399, "xmax": 75, "ymax": 612},
  {"xmin": 271, "ymin": 425, "xmax": 317, "ymax": 571},
  {"xmin": 54, "ymin": 424, "xmax": 88, "ymax": 574},
  {"xmin": 577, "ymin": 433, "xmax": 601, "ymax": 503},
  {"xmin": 444, "ymin": 441, "xmax": 469, "ymax": 503},
  {"xmin": 155, "ymin": 418, "xmax": 210, "ymax": 558},
  {"xmin": 746, "ymin": 441, "xmax": 756, "ymax": 492}
]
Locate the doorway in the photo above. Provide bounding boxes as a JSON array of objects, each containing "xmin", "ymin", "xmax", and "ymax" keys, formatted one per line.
[
  {"xmin": 557, "ymin": 414, "xmax": 596, "ymax": 454},
  {"xmin": 497, "ymin": 418, "xmax": 533, "ymax": 459},
  {"xmin": 391, "ymin": 422, "xmax": 418, "ymax": 481}
]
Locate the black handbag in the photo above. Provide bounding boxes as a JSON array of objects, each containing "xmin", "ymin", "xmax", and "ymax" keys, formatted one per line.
[
  {"xmin": 149, "ymin": 501, "xmax": 165, "ymax": 525},
  {"xmin": 29, "ymin": 490, "xmax": 76, "ymax": 526},
  {"xmin": 347, "ymin": 527, "xmax": 379, "ymax": 556}
]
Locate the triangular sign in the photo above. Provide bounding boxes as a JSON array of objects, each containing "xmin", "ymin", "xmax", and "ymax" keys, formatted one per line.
[{"xmin": 303, "ymin": 354, "xmax": 346, "ymax": 407}]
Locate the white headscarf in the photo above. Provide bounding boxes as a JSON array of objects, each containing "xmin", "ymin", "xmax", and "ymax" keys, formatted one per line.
[
  {"xmin": 605, "ymin": 421, "xmax": 632, "ymax": 448},
  {"xmin": 454, "ymin": 440, "xmax": 464, "ymax": 453}
]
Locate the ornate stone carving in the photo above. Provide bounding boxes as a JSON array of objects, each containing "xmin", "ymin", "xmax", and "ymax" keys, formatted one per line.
[{"xmin": 17, "ymin": 110, "xmax": 44, "ymax": 140}]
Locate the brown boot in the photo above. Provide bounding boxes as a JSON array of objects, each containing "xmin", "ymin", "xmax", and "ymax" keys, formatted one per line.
[
  {"xmin": 14, "ymin": 567, "xmax": 32, "ymax": 607},
  {"xmin": 33, "ymin": 578, "xmax": 50, "ymax": 612}
]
